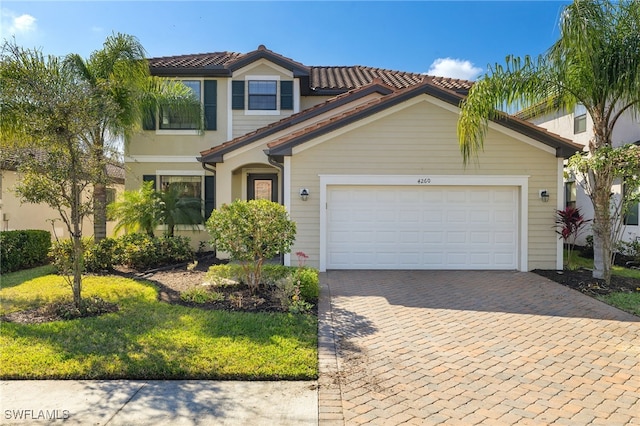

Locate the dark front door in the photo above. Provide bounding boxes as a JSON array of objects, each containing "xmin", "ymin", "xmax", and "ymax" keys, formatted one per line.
[{"xmin": 247, "ymin": 174, "xmax": 278, "ymax": 202}]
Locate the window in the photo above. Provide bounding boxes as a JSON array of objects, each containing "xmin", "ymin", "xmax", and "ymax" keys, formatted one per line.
[
  {"xmin": 624, "ymin": 183, "xmax": 639, "ymax": 226},
  {"xmin": 160, "ymin": 80, "xmax": 201, "ymax": 130},
  {"xmin": 248, "ymin": 80, "xmax": 277, "ymax": 110},
  {"xmin": 565, "ymin": 181, "xmax": 577, "ymax": 208},
  {"xmin": 574, "ymin": 104, "xmax": 587, "ymax": 134},
  {"xmin": 160, "ymin": 176, "xmax": 201, "ymax": 198},
  {"xmin": 106, "ymin": 188, "xmax": 117, "ymax": 205},
  {"xmin": 160, "ymin": 176, "xmax": 203, "ymax": 225}
]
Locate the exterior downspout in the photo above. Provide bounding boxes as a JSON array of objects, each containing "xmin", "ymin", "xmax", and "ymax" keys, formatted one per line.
[
  {"xmin": 266, "ymin": 152, "xmax": 285, "ymax": 206},
  {"xmin": 266, "ymin": 152, "xmax": 285, "ymax": 266}
]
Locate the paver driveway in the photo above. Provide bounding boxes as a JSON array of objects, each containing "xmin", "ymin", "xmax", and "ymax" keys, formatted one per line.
[{"xmin": 317, "ymin": 271, "xmax": 640, "ymax": 425}]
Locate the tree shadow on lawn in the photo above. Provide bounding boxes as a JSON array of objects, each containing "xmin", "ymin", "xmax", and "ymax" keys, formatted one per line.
[{"xmin": 2, "ymin": 282, "xmax": 318, "ymax": 381}]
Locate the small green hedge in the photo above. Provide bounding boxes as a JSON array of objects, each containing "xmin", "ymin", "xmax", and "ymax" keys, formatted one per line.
[
  {"xmin": 0, "ymin": 230, "xmax": 51, "ymax": 274},
  {"xmin": 50, "ymin": 234, "xmax": 194, "ymax": 273},
  {"xmin": 206, "ymin": 263, "xmax": 319, "ymax": 303}
]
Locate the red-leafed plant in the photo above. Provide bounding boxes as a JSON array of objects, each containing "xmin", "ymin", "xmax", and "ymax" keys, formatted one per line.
[{"xmin": 555, "ymin": 206, "xmax": 591, "ymax": 269}]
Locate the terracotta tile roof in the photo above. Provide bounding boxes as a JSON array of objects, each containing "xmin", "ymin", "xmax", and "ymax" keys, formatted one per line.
[
  {"xmin": 148, "ymin": 52, "xmax": 243, "ymax": 70},
  {"xmin": 147, "ymin": 45, "xmax": 473, "ymax": 93},
  {"xmin": 199, "ymin": 80, "xmax": 396, "ymax": 162}
]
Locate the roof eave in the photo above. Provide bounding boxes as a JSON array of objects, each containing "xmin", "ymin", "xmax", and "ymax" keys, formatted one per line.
[{"xmin": 150, "ymin": 67, "xmax": 232, "ymax": 77}]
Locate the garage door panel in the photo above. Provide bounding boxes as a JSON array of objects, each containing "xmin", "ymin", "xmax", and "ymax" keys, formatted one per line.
[{"xmin": 327, "ymin": 185, "xmax": 518, "ymax": 270}]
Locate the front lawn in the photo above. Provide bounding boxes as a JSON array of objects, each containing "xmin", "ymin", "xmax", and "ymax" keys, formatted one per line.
[
  {"xmin": 564, "ymin": 250, "xmax": 640, "ymax": 317},
  {"xmin": 0, "ymin": 267, "xmax": 317, "ymax": 380}
]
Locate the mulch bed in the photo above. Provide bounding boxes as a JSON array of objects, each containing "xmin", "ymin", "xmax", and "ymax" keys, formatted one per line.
[{"xmin": 532, "ymin": 268, "xmax": 639, "ymax": 296}]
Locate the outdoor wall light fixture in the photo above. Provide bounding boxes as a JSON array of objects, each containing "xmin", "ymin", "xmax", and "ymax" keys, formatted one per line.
[
  {"xmin": 539, "ymin": 190, "xmax": 550, "ymax": 203},
  {"xmin": 299, "ymin": 188, "xmax": 310, "ymax": 201}
]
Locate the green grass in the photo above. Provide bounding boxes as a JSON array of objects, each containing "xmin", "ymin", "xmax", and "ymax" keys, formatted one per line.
[
  {"xmin": 565, "ymin": 249, "xmax": 640, "ymax": 316},
  {"xmin": 0, "ymin": 267, "xmax": 317, "ymax": 380}
]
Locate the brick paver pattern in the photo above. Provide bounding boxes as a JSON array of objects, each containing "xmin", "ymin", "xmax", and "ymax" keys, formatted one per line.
[{"xmin": 318, "ymin": 270, "xmax": 640, "ymax": 425}]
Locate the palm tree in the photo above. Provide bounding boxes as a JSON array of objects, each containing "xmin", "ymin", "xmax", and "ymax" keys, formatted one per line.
[
  {"xmin": 457, "ymin": 0, "xmax": 640, "ymax": 283},
  {"xmin": 65, "ymin": 33, "xmax": 202, "ymax": 242},
  {"xmin": 157, "ymin": 183, "xmax": 204, "ymax": 237},
  {"xmin": 107, "ymin": 181, "xmax": 160, "ymax": 237}
]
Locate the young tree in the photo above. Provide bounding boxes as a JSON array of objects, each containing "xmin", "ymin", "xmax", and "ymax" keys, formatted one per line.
[
  {"xmin": 1, "ymin": 42, "xmax": 104, "ymax": 307},
  {"xmin": 457, "ymin": 0, "xmax": 640, "ymax": 283},
  {"xmin": 206, "ymin": 200, "xmax": 296, "ymax": 293},
  {"xmin": 65, "ymin": 33, "xmax": 203, "ymax": 242}
]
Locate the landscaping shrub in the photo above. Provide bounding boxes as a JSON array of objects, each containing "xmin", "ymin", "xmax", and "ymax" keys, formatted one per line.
[
  {"xmin": 206, "ymin": 264, "xmax": 245, "ymax": 286},
  {"xmin": 294, "ymin": 267, "xmax": 320, "ymax": 302},
  {"xmin": 180, "ymin": 287, "xmax": 224, "ymax": 304},
  {"xmin": 206, "ymin": 199, "xmax": 296, "ymax": 292},
  {"xmin": 85, "ymin": 238, "xmax": 121, "ymax": 272},
  {"xmin": 51, "ymin": 234, "xmax": 194, "ymax": 273},
  {"xmin": 117, "ymin": 234, "xmax": 194, "ymax": 271},
  {"xmin": 261, "ymin": 264, "xmax": 293, "ymax": 286},
  {"xmin": 0, "ymin": 230, "xmax": 51, "ymax": 273}
]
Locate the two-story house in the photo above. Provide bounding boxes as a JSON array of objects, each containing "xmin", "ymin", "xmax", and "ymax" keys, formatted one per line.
[
  {"xmin": 126, "ymin": 45, "xmax": 581, "ymax": 272},
  {"xmin": 522, "ymin": 104, "xmax": 640, "ymax": 245}
]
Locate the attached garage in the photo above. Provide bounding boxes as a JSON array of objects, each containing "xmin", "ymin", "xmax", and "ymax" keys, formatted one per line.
[
  {"xmin": 319, "ymin": 175, "xmax": 530, "ymax": 272},
  {"xmin": 327, "ymin": 185, "xmax": 518, "ymax": 270}
]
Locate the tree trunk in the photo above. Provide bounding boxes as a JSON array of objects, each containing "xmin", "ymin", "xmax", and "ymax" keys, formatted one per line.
[
  {"xmin": 71, "ymin": 181, "xmax": 84, "ymax": 308},
  {"xmin": 588, "ymin": 153, "xmax": 614, "ymax": 284},
  {"xmin": 94, "ymin": 182, "xmax": 107, "ymax": 242}
]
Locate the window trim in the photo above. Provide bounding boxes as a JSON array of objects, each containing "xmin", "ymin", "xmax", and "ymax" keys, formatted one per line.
[
  {"xmin": 574, "ymin": 104, "xmax": 587, "ymax": 134},
  {"xmin": 159, "ymin": 79, "xmax": 202, "ymax": 131},
  {"xmin": 153, "ymin": 171, "xmax": 210, "ymax": 230},
  {"xmin": 244, "ymin": 75, "xmax": 281, "ymax": 116}
]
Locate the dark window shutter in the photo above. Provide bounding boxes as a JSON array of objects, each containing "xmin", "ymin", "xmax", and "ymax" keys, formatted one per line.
[
  {"xmin": 204, "ymin": 175, "xmax": 215, "ymax": 220},
  {"xmin": 232, "ymin": 81, "xmax": 245, "ymax": 110},
  {"xmin": 280, "ymin": 81, "xmax": 293, "ymax": 110},
  {"xmin": 142, "ymin": 107, "xmax": 156, "ymax": 130},
  {"xmin": 204, "ymin": 80, "xmax": 217, "ymax": 130},
  {"xmin": 142, "ymin": 175, "xmax": 157, "ymax": 190}
]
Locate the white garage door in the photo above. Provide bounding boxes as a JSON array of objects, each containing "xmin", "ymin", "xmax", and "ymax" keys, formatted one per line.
[{"xmin": 327, "ymin": 185, "xmax": 518, "ymax": 270}]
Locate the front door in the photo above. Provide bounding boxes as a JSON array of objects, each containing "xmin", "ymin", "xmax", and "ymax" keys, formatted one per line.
[{"xmin": 247, "ymin": 174, "xmax": 278, "ymax": 202}]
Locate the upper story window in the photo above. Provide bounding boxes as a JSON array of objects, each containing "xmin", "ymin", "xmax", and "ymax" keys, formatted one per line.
[
  {"xmin": 574, "ymin": 104, "xmax": 587, "ymax": 134},
  {"xmin": 232, "ymin": 79, "xmax": 294, "ymax": 113},
  {"xmin": 144, "ymin": 80, "xmax": 217, "ymax": 132},
  {"xmin": 248, "ymin": 81, "xmax": 277, "ymax": 110},
  {"xmin": 160, "ymin": 80, "xmax": 201, "ymax": 130}
]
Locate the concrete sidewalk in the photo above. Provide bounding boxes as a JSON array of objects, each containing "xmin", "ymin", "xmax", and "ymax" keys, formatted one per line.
[{"xmin": 0, "ymin": 380, "xmax": 317, "ymax": 425}]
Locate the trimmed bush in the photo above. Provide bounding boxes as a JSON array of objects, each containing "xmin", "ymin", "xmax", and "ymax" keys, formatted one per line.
[
  {"xmin": 206, "ymin": 264, "xmax": 245, "ymax": 286},
  {"xmin": 118, "ymin": 234, "xmax": 194, "ymax": 271},
  {"xmin": 0, "ymin": 230, "xmax": 51, "ymax": 273},
  {"xmin": 50, "ymin": 234, "xmax": 194, "ymax": 273},
  {"xmin": 294, "ymin": 267, "xmax": 320, "ymax": 302}
]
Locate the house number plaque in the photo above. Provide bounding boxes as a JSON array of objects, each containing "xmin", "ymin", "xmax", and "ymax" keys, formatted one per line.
[{"xmin": 417, "ymin": 178, "xmax": 431, "ymax": 184}]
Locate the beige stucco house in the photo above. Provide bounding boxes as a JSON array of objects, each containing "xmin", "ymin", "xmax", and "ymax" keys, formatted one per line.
[
  {"xmin": 1, "ymin": 163, "xmax": 124, "ymax": 240},
  {"xmin": 126, "ymin": 45, "xmax": 581, "ymax": 271}
]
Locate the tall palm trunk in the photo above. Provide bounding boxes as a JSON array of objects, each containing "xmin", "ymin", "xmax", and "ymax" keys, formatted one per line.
[
  {"xmin": 93, "ymin": 181, "xmax": 107, "ymax": 242},
  {"xmin": 590, "ymin": 169, "xmax": 614, "ymax": 282},
  {"xmin": 93, "ymin": 134, "xmax": 107, "ymax": 242}
]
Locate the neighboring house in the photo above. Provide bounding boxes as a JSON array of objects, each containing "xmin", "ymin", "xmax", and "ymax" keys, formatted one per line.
[
  {"xmin": 0, "ymin": 160, "xmax": 125, "ymax": 240},
  {"xmin": 126, "ymin": 44, "xmax": 581, "ymax": 271},
  {"xmin": 521, "ymin": 104, "xmax": 640, "ymax": 245}
]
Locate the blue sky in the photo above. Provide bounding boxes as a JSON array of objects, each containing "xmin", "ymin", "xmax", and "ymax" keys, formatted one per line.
[{"xmin": 1, "ymin": 1, "xmax": 571, "ymax": 80}]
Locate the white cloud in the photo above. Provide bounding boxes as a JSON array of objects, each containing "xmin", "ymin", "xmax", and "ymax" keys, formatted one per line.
[
  {"xmin": 427, "ymin": 57, "xmax": 482, "ymax": 81},
  {"xmin": 1, "ymin": 9, "xmax": 37, "ymax": 35}
]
